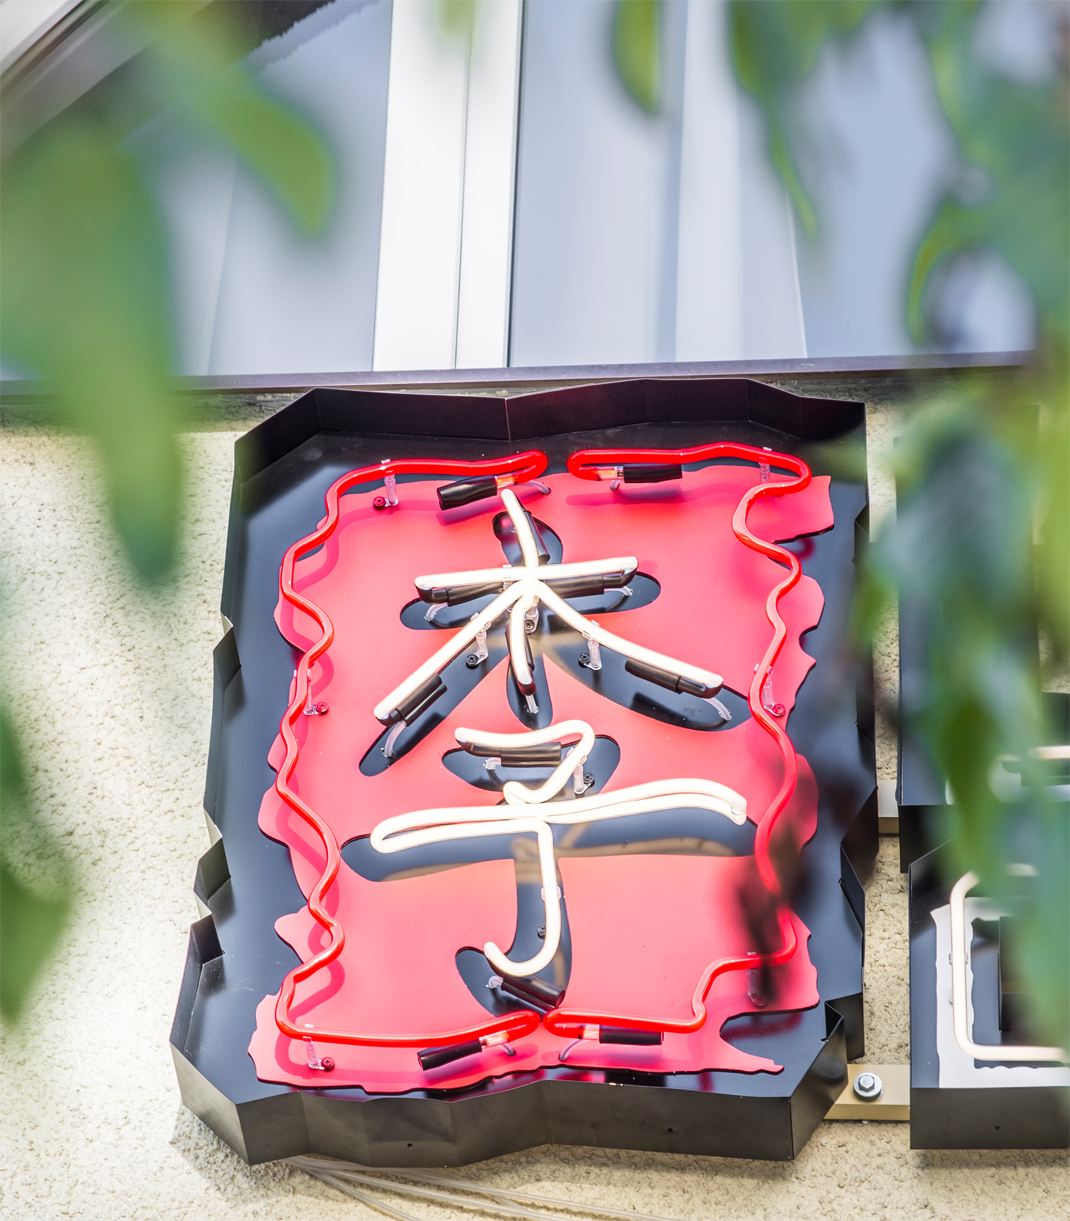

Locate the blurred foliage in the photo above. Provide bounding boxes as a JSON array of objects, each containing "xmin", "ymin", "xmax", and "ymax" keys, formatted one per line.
[
  {"xmin": 614, "ymin": 0, "xmax": 1069, "ymax": 1047},
  {"xmin": 728, "ymin": 0, "xmax": 880, "ymax": 237},
  {"xmin": 0, "ymin": 710, "xmax": 71, "ymax": 1020},
  {"xmin": 437, "ymin": 0, "xmax": 477, "ymax": 44},
  {"xmin": 906, "ymin": 1, "xmax": 1070, "ymax": 346},
  {"xmin": 613, "ymin": 0, "xmax": 662, "ymax": 114},
  {"xmin": 729, "ymin": 0, "xmax": 1069, "ymax": 1048},
  {"xmin": 0, "ymin": 1, "xmax": 334, "ymax": 1020}
]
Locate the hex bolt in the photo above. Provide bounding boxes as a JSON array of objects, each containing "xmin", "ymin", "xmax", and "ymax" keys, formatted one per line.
[{"xmin": 853, "ymin": 1071, "xmax": 883, "ymax": 1101}]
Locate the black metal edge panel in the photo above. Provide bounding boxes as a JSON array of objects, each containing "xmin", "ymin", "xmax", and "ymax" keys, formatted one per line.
[
  {"xmin": 177, "ymin": 1010, "xmax": 852, "ymax": 1166},
  {"xmin": 171, "ymin": 916, "xmax": 221, "ymax": 1051},
  {"xmin": 233, "ymin": 390, "xmax": 324, "ymax": 485},
  {"xmin": 908, "ymin": 850, "xmax": 1070, "ymax": 1150},
  {"xmin": 502, "ymin": 378, "xmax": 864, "ymax": 444},
  {"xmin": 171, "ymin": 1045, "xmax": 254, "ymax": 1164},
  {"xmin": 909, "ymin": 1088, "xmax": 1070, "ymax": 1151},
  {"xmin": 203, "ymin": 630, "xmax": 240, "ymax": 822},
  {"xmin": 178, "ymin": 379, "xmax": 876, "ymax": 1165},
  {"xmin": 908, "ymin": 852, "xmax": 942, "ymax": 1093},
  {"xmin": 543, "ymin": 1078, "xmax": 797, "ymax": 1162},
  {"xmin": 503, "ymin": 377, "xmax": 750, "ymax": 437},
  {"xmin": 790, "ymin": 1009, "xmax": 849, "ymax": 1158},
  {"xmin": 896, "ymin": 594, "xmax": 948, "ymax": 872},
  {"xmin": 194, "ymin": 839, "xmax": 230, "ymax": 909},
  {"xmin": 317, "ymin": 387, "xmax": 512, "ymax": 442}
]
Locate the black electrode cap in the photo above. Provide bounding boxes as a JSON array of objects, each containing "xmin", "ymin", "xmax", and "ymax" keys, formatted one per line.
[
  {"xmin": 468, "ymin": 742, "xmax": 563, "ymax": 767},
  {"xmin": 421, "ymin": 581, "xmax": 504, "ymax": 606},
  {"xmin": 598, "ymin": 1026, "xmax": 664, "ymax": 1045},
  {"xmin": 438, "ymin": 476, "xmax": 498, "ymax": 510},
  {"xmin": 417, "ymin": 1040, "xmax": 483, "ymax": 1071},
  {"xmin": 544, "ymin": 575, "xmax": 606, "ymax": 599},
  {"xmin": 390, "ymin": 675, "xmax": 446, "ymax": 725},
  {"xmin": 445, "ymin": 581, "xmax": 504, "ymax": 607},
  {"xmin": 625, "ymin": 657, "xmax": 718, "ymax": 698},
  {"xmin": 621, "ymin": 463, "xmax": 682, "ymax": 484},
  {"xmin": 499, "ymin": 975, "xmax": 565, "ymax": 1010}
]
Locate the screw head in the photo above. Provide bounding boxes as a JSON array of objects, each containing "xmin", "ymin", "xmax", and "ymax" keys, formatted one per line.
[
  {"xmin": 315, "ymin": 702, "xmax": 329, "ymax": 715},
  {"xmin": 320, "ymin": 1057, "xmax": 335, "ymax": 1071},
  {"xmin": 466, "ymin": 654, "xmax": 481, "ymax": 668},
  {"xmin": 853, "ymin": 1071, "xmax": 883, "ymax": 1100},
  {"xmin": 373, "ymin": 496, "xmax": 387, "ymax": 510},
  {"xmin": 537, "ymin": 925, "xmax": 546, "ymax": 940},
  {"xmin": 578, "ymin": 652, "xmax": 590, "ymax": 667},
  {"xmin": 583, "ymin": 773, "xmax": 594, "ymax": 786}
]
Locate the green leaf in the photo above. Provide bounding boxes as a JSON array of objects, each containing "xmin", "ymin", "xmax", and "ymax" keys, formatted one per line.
[
  {"xmin": 728, "ymin": 0, "xmax": 884, "ymax": 237},
  {"xmin": 1, "ymin": 709, "xmax": 72, "ymax": 1021},
  {"xmin": 613, "ymin": 0, "xmax": 662, "ymax": 114},
  {"xmin": 0, "ymin": 123, "xmax": 182, "ymax": 579},
  {"xmin": 191, "ymin": 80, "xmax": 335, "ymax": 236},
  {"xmin": 437, "ymin": 0, "xmax": 477, "ymax": 44},
  {"xmin": 907, "ymin": 1, "xmax": 1069, "ymax": 344}
]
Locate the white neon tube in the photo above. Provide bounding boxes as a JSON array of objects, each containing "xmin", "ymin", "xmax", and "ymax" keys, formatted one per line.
[
  {"xmin": 500, "ymin": 488, "xmax": 541, "ymax": 568},
  {"xmin": 369, "ymin": 719, "xmax": 747, "ymax": 977},
  {"xmin": 535, "ymin": 581, "xmax": 722, "ymax": 693},
  {"xmin": 370, "ymin": 811, "xmax": 561, "ymax": 978},
  {"xmin": 412, "ymin": 556, "xmax": 638, "ymax": 596},
  {"xmin": 373, "ymin": 581, "xmax": 528, "ymax": 723},
  {"xmin": 508, "ymin": 595, "xmax": 536, "ymax": 696},
  {"xmin": 377, "ymin": 481, "xmax": 722, "ymax": 723},
  {"xmin": 537, "ymin": 778, "xmax": 746, "ymax": 825},
  {"xmin": 456, "ymin": 720, "xmax": 596, "ymax": 806},
  {"xmin": 949, "ymin": 871, "xmax": 1068, "ymax": 1063}
]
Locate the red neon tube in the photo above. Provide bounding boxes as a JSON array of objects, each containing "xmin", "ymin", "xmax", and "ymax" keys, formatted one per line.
[
  {"xmin": 545, "ymin": 443, "xmax": 810, "ymax": 1039},
  {"xmin": 274, "ymin": 452, "xmax": 547, "ymax": 1049}
]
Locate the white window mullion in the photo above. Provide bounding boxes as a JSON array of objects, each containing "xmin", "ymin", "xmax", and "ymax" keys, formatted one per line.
[
  {"xmin": 372, "ymin": 0, "xmax": 471, "ymax": 372},
  {"xmin": 455, "ymin": 0, "xmax": 523, "ymax": 371}
]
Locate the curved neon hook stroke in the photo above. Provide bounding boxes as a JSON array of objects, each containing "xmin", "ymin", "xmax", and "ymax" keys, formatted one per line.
[{"xmin": 370, "ymin": 720, "xmax": 747, "ymax": 978}]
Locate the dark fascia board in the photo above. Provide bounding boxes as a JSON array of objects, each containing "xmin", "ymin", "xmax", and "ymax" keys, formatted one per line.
[
  {"xmin": 0, "ymin": 351, "xmax": 1034, "ymax": 402},
  {"xmin": 230, "ymin": 378, "xmax": 866, "ymax": 489}
]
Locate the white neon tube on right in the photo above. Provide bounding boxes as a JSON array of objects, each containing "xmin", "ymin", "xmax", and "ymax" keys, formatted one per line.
[{"xmin": 949, "ymin": 871, "xmax": 1068, "ymax": 1063}]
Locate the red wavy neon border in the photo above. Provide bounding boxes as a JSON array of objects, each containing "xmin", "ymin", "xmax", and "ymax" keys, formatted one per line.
[
  {"xmin": 273, "ymin": 452, "xmax": 547, "ymax": 1048},
  {"xmin": 271, "ymin": 444, "xmax": 812, "ymax": 1051},
  {"xmin": 543, "ymin": 443, "xmax": 811, "ymax": 1038}
]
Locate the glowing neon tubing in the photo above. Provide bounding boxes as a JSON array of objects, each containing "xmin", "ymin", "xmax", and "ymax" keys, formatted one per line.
[
  {"xmin": 545, "ymin": 443, "xmax": 810, "ymax": 1041},
  {"xmin": 494, "ymin": 489, "xmax": 724, "ymax": 694},
  {"xmin": 374, "ymin": 580, "xmax": 532, "ymax": 723},
  {"xmin": 273, "ymin": 453, "xmax": 547, "ymax": 1051},
  {"xmin": 370, "ymin": 716, "xmax": 746, "ymax": 977},
  {"xmin": 371, "ymin": 812, "xmax": 561, "ymax": 978},
  {"xmin": 456, "ymin": 720, "xmax": 596, "ymax": 805},
  {"xmin": 414, "ymin": 557, "xmax": 638, "ymax": 598},
  {"xmin": 375, "ymin": 573, "xmax": 723, "ymax": 726},
  {"xmin": 502, "ymin": 488, "xmax": 543, "ymax": 568},
  {"xmin": 371, "ymin": 787, "xmax": 748, "ymax": 976},
  {"xmin": 949, "ymin": 872, "xmax": 1068, "ymax": 1063}
]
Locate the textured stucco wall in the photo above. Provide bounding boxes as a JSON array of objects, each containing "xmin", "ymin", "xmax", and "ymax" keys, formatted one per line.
[{"xmin": 1, "ymin": 390, "xmax": 1066, "ymax": 1221}]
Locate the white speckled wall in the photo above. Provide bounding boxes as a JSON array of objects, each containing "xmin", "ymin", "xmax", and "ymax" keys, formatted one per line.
[{"xmin": 1, "ymin": 394, "xmax": 1066, "ymax": 1221}]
